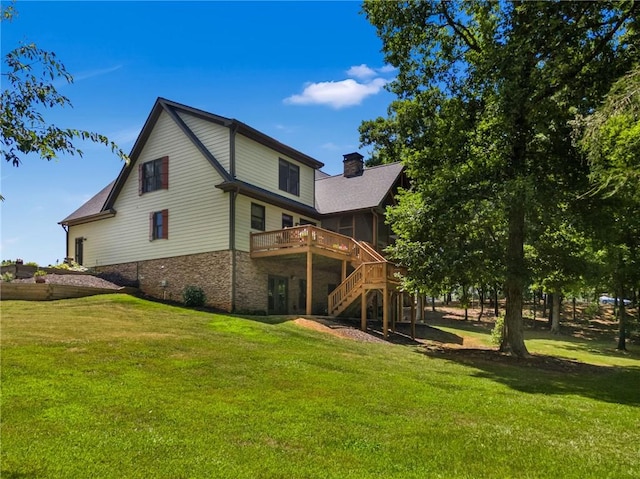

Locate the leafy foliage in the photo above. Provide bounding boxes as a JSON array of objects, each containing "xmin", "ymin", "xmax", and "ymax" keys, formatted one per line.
[
  {"xmin": 1, "ymin": 42, "xmax": 128, "ymax": 167},
  {"xmin": 1, "ymin": 272, "xmax": 15, "ymax": 282},
  {"xmin": 182, "ymin": 285, "xmax": 206, "ymax": 307},
  {"xmin": 577, "ymin": 65, "xmax": 640, "ymax": 198},
  {"xmin": 0, "ymin": 5, "xmax": 128, "ymax": 189},
  {"xmin": 361, "ymin": 0, "xmax": 639, "ymax": 356},
  {"xmin": 490, "ymin": 313, "xmax": 505, "ymax": 346}
]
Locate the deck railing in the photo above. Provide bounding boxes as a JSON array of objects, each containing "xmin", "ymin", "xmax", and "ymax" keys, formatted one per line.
[
  {"xmin": 328, "ymin": 262, "xmax": 405, "ymax": 316},
  {"xmin": 328, "ymin": 263, "xmax": 365, "ymax": 314},
  {"xmin": 251, "ymin": 225, "xmax": 358, "ymax": 258}
]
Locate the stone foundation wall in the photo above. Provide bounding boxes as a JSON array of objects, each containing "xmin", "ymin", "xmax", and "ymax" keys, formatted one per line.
[
  {"xmin": 96, "ymin": 250, "xmax": 344, "ymax": 315},
  {"xmin": 234, "ymin": 251, "xmax": 342, "ymax": 315},
  {"xmin": 96, "ymin": 251, "xmax": 233, "ymax": 311}
]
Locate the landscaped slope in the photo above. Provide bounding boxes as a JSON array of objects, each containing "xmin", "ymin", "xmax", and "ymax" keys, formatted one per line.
[{"xmin": 2, "ymin": 295, "xmax": 639, "ymax": 478}]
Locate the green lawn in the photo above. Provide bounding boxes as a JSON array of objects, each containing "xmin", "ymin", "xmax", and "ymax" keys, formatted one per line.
[{"xmin": 2, "ymin": 295, "xmax": 639, "ymax": 478}]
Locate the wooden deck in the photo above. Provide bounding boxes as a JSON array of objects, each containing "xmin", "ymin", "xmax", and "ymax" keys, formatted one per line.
[
  {"xmin": 251, "ymin": 225, "xmax": 408, "ymax": 337},
  {"xmin": 251, "ymin": 225, "xmax": 383, "ymax": 263}
]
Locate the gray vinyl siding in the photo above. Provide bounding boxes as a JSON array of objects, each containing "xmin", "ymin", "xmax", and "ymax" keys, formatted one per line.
[{"xmin": 235, "ymin": 134, "xmax": 315, "ymax": 207}]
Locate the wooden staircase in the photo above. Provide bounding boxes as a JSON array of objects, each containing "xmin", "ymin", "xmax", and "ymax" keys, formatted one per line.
[
  {"xmin": 250, "ymin": 225, "xmax": 405, "ymax": 318},
  {"xmin": 328, "ymin": 257, "xmax": 404, "ymax": 317}
]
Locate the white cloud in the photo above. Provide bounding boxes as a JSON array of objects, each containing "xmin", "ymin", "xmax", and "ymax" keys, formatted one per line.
[
  {"xmin": 274, "ymin": 123, "xmax": 296, "ymax": 134},
  {"xmin": 284, "ymin": 77, "xmax": 388, "ymax": 109},
  {"xmin": 55, "ymin": 65, "xmax": 123, "ymax": 88},
  {"xmin": 321, "ymin": 142, "xmax": 342, "ymax": 151},
  {"xmin": 284, "ymin": 64, "xmax": 395, "ymax": 109},
  {"xmin": 347, "ymin": 64, "xmax": 377, "ymax": 80},
  {"xmin": 74, "ymin": 65, "xmax": 123, "ymax": 82},
  {"xmin": 111, "ymin": 126, "xmax": 142, "ymax": 146}
]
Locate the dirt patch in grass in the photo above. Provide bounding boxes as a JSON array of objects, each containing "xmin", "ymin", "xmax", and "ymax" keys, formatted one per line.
[{"xmin": 293, "ymin": 318, "xmax": 387, "ymax": 343}]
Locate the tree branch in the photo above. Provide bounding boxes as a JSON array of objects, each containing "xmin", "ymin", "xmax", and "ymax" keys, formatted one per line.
[
  {"xmin": 534, "ymin": 3, "xmax": 638, "ymax": 104},
  {"xmin": 438, "ymin": 1, "xmax": 482, "ymax": 53}
]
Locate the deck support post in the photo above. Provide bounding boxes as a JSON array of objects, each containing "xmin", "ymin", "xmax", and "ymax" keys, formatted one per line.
[
  {"xmin": 306, "ymin": 250, "xmax": 313, "ymax": 315},
  {"xmin": 410, "ymin": 292, "xmax": 416, "ymax": 339},
  {"xmin": 383, "ymin": 286, "xmax": 389, "ymax": 339},
  {"xmin": 361, "ymin": 289, "xmax": 367, "ymax": 331},
  {"xmin": 341, "ymin": 260, "xmax": 347, "ymax": 282}
]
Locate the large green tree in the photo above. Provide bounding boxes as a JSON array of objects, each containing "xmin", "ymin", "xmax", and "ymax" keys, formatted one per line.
[
  {"xmin": 578, "ymin": 64, "xmax": 640, "ymax": 199},
  {"xmin": 1, "ymin": 5, "xmax": 128, "ymax": 182},
  {"xmin": 361, "ymin": 1, "xmax": 638, "ymax": 356}
]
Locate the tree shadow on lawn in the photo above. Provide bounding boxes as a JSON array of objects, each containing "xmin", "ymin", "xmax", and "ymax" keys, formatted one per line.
[
  {"xmin": 420, "ymin": 346, "xmax": 640, "ymax": 406},
  {"xmin": 519, "ymin": 329, "xmax": 640, "ymax": 364}
]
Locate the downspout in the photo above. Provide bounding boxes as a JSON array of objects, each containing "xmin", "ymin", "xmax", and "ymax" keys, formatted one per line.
[
  {"xmin": 60, "ymin": 223, "xmax": 69, "ymax": 260},
  {"xmin": 371, "ymin": 208, "xmax": 378, "ymax": 250},
  {"xmin": 229, "ymin": 123, "xmax": 238, "ymax": 312}
]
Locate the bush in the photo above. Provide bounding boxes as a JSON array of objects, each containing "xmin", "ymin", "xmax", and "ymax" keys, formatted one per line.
[
  {"xmin": 182, "ymin": 285, "xmax": 206, "ymax": 307},
  {"xmin": 1, "ymin": 272, "xmax": 14, "ymax": 282},
  {"xmin": 491, "ymin": 313, "xmax": 505, "ymax": 346},
  {"xmin": 583, "ymin": 302, "xmax": 601, "ymax": 320}
]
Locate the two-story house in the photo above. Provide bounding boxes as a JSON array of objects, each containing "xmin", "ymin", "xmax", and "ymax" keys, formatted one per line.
[{"xmin": 60, "ymin": 98, "xmax": 407, "ymax": 331}]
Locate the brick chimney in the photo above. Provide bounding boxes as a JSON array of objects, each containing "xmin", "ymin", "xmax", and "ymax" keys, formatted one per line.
[{"xmin": 343, "ymin": 152, "xmax": 364, "ymax": 178}]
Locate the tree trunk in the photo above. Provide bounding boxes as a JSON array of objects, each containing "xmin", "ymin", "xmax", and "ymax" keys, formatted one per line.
[
  {"xmin": 547, "ymin": 293, "xmax": 553, "ymax": 327},
  {"xmin": 617, "ymin": 290, "xmax": 627, "ymax": 351},
  {"xmin": 532, "ymin": 290, "xmax": 537, "ymax": 320},
  {"xmin": 550, "ymin": 292, "xmax": 561, "ymax": 334},
  {"xmin": 572, "ymin": 297, "xmax": 576, "ymax": 322},
  {"xmin": 501, "ymin": 200, "xmax": 529, "ymax": 357},
  {"xmin": 494, "ymin": 287, "xmax": 499, "ymax": 317},
  {"xmin": 462, "ymin": 285, "xmax": 469, "ymax": 321},
  {"xmin": 477, "ymin": 289, "xmax": 485, "ymax": 322},
  {"xmin": 542, "ymin": 293, "xmax": 547, "ymax": 317},
  {"xmin": 431, "ymin": 296, "xmax": 436, "ymax": 312}
]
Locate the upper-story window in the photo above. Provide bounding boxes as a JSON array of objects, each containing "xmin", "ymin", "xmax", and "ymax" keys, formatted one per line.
[
  {"xmin": 279, "ymin": 159, "xmax": 299, "ymax": 196},
  {"xmin": 139, "ymin": 156, "xmax": 169, "ymax": 195},
  {"xmin": 251, "ymin": 203, "xmax": 265, "ymax": 231}
]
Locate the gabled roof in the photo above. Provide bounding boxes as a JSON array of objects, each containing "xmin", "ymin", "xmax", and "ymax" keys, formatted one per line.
[
  {"xmin": 60, "ymin": 97, "xmax": 324, "ymax": 225},
  {"xmin": 59, "ymin": 180, "xmax": 116, "ymax": 226},
  {"xmin": 315, "ymin": 162, "xmax": 405, "ymax": 215},
  {"xmin": 103, "ymin": 98, "xmax": 323, "ymax": 212}
]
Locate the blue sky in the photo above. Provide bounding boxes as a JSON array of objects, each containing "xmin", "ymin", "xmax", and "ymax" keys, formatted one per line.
[{"xmin": 1, "ymin": 0, "xmax": 396, "ymax": 266}]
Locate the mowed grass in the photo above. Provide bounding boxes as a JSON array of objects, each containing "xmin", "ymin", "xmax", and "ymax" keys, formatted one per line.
[
  {"xmin": 2, "ymin": 295, "xmax": 639, "ymax": 479},
  {"xmin": 432, "ymin": 312, "xmax": 640, "ymax": 368}
]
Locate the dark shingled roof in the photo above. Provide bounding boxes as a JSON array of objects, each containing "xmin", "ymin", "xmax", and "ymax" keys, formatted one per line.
[
  {"xmin": 315, "ymin": 162, "xmax": 404, "ymax": 215},
  {"xmin": 59, "ymin": 180, "xmax": 115, "ymax": 224}
]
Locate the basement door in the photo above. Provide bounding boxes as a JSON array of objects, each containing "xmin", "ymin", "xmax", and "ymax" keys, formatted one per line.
[{"xmin": 268, "ymin": 275, "xmax": 288, "ymax": 315}]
